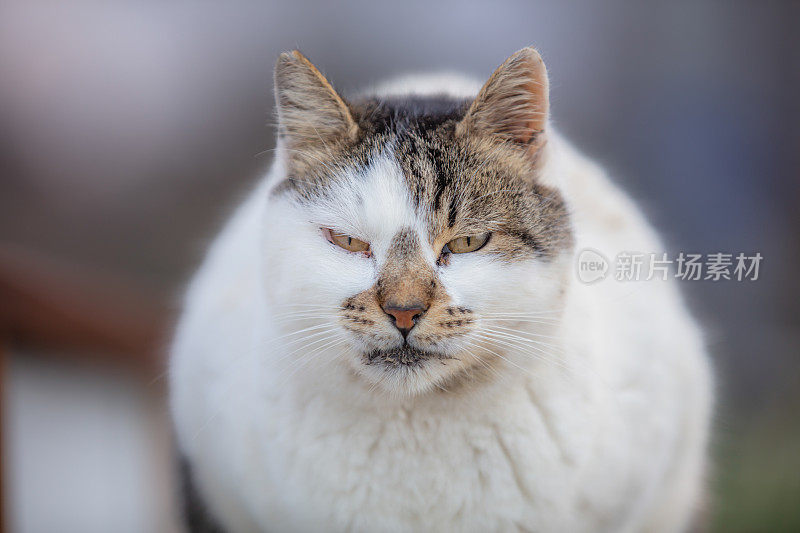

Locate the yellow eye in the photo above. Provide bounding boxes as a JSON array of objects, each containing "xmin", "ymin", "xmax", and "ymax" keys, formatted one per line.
[
  {"xmin": 445, "ymin": 233, "xmax": 491, "ymax": 254},
  {"xmin": 323, "ymin": 228, "xmax": 370, "ymax": 254}
]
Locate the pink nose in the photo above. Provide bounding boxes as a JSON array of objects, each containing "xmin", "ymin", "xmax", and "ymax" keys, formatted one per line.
[{"xmin": 383, "ymin": 304, "xmax": 426, "ymax": 337}]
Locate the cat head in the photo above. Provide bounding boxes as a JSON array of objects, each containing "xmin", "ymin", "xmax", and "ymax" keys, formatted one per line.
[{"xmin": 265, "ymin": 48, "xmax": 573, "ymax": 397}]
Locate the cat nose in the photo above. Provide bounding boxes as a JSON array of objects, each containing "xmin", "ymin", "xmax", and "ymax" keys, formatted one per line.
[{"xmin": 382, "ymin": 303, "xmax": 426, "ymax": 338}]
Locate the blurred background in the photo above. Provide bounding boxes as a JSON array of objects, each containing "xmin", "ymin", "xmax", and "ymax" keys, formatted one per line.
[{"xmin": 0, "ymin": 1, "xmax": 798, "ymax": 532}]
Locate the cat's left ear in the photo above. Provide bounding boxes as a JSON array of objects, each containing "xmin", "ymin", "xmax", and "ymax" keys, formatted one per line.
[
  {"xmin": 274, "ymin": 51, "xmax": 358, "ymax": 150},
  {"xmin": 457, "ymin": 47, "xmax": 549, "ymax": 158}
]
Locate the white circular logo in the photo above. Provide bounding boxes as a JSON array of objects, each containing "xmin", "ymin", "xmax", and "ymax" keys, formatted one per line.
[{"xmin": 576, "ymin": 248, "xmax": 609, "ymax": 284}]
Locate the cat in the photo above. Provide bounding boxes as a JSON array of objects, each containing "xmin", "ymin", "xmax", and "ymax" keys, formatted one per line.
[{"xmin": 170, "ymin": 47, "xmax": 713, "ymax": 532}]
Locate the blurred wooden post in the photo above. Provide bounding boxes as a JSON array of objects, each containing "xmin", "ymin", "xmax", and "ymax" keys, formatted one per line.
[
  {"xmin": 0, "ymin": 246, "xmax": 169, "ymax": 378},
  {"xmin": 1, "ymin": 341, "xmax": 5, "ymax": 533}
]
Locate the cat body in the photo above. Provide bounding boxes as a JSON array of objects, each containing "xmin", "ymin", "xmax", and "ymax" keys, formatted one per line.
[{"xmin": 170, "ymin": 49, "xmax": 712, "ymax": 532}]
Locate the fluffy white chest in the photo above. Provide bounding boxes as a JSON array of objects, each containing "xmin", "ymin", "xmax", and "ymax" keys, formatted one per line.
[{"xmin": 184, "ymin": 329, "xmax": 674, "ymax": 533}]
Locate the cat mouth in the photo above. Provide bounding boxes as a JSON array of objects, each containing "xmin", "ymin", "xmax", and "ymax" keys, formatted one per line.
[{"xmin": 363, "ymin": 345, "xmax": 452, "ymax": 368}]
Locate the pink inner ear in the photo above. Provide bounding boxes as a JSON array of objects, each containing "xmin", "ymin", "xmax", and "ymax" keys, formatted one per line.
[
  {"xmin": 515, "ymin": 77, "xmax": 548, "ymax": 145},
  {"xmin": 457, "ymin": 47, "xmax": 549, "ymax": 148}
]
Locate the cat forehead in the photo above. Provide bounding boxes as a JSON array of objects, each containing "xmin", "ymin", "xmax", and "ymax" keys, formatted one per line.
[
  {"xmin": 275, "ymin": 94, "xmax": 572, "ymax": 259},
  {"xmin": 284, "ymin": 133, "xmax": 532, "ymax": 232},
  {"xmin": 310, "ymin": 150, "xmax": 422, "ymax": 241},
  {"xmin": 291, "ymin": 141, "xmax": 510, "ymax": 235}
]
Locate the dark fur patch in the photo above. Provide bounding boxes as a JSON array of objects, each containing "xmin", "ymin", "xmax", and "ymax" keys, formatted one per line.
[
  {"xmin": 179, "ymin": 457, "xmax": 226, "ymax": 533},
  {"xmin": 351, "ymin": 95, "xmax": 471, "ymax": 136}
]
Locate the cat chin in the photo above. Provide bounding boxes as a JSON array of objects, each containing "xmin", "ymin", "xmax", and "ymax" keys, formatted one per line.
[
  {"xmin": 363, "ymin": 345, "xmax": 454, "ymax": 368},
  {"xmin": 350, "ymin": 345, "xmax": 479, "ymax": 397}
]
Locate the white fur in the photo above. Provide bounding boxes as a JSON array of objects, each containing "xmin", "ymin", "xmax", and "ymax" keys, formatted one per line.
[{"xmin": 170, "ymin": 76, "xmax": 712, "ymax": 532}]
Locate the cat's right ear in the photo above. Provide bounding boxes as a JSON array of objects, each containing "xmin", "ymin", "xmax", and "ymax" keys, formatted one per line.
[
  {"xmin": 456, "ymin": 47, "xmax": 549, "ymax": 159},
  {"xmin": 274, "ymin": 51, "xmax": 359, "ymax": 151}
]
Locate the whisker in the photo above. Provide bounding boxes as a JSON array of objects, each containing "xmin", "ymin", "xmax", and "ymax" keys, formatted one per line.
[
  {"xmin": 279, "ymin": 337, "xmax": 348, "ymax": 384},
  {"xmin": 472, "ymin": 332, "xmax": 555, "ymax": 364},
  {"xmin": 274, "ymin": 330, "xmax": 345, "ymax": 362},
  {"xmin": 483, "ymin": 325, "xmax": 565, "ymax": 345},
  {"xmin": 270, "ymin": 323, "xmax": 339, "ymax": 341},
  {"xmin": 464, "ymin": 334, "xmax": 540, "ymax": 378}
]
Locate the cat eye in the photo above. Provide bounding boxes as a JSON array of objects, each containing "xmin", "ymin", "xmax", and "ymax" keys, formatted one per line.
[
  {"xmin": 444, "ymin": 233, "xmax": 491, "ymax": 254},
  {"xmin": 323, "ymin": 228, "xmax": 371, "ymax": 254}
]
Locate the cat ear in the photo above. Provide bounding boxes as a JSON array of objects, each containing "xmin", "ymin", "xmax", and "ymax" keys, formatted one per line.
[
  {"xmin": 274, "ymin": 51, "xmax": 358, "ymax": 149},
  {"xmin": 457, "ymin": 47, "xmax": 549, "ymax": 154}
]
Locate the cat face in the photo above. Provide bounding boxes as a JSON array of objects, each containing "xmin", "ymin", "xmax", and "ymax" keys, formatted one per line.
[{"xmin": 265, "ymin": 49, "xmax": 573, "ymax": 396}]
